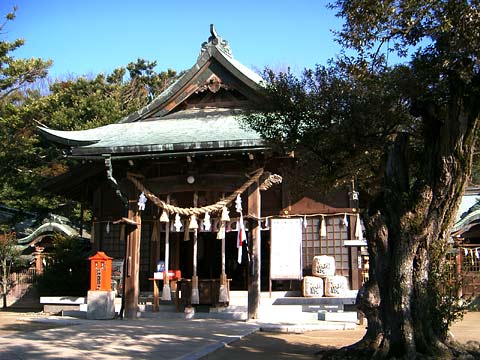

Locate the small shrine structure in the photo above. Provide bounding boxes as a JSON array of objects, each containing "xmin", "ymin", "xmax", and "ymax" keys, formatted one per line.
[{"xmin": 39, "ymin": 25, "xmax": 366, "ymax": 318}]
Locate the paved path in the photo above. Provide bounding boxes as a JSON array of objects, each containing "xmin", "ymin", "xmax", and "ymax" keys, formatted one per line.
[
  {"xmin": 204, "ymin": 312, "xmax": 480, "ymax": 360},
  {"xmin": 0, "ymin": 312, "xmax": 479, "ymax": 359},
  {"xmin": 0, "ymin": 317, "xmax": 259, "ymax": 360}
]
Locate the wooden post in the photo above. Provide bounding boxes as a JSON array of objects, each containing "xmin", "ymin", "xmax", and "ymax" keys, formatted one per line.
[
  {"xmin": 218, "ymin": 229, "xmax": 229, "ymax": 303},
  {"xmin": 162, "ymin": 195, "xmax": 172, "ymax": 301},
  {"xmin": 153, "ymin": 278, "xmax": 159, "ymax": 311},
  {"xmin": 248, "ymin": 180, "xmax": 261, "ymax": 319},
  {"xmin": 456, "ymin": 250, "xmax": 463, "ymax": 297},
  {"xmin": 349, "ymin": 246, "xmax": 360, "ymax": 290},
  {"xmin": 191, "ymin": 192, "xmax": 199, "ymax": 304},
  {"xmin": 124, "ymin": 205, "xmax": 141, "ymax": 319},
  {"xmin": 349, "ymin": 213, "xmax": 361, "ymax": 289}
]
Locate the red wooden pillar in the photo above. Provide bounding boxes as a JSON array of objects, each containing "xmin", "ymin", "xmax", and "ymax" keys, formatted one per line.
[
  {"xmin": 248, "ymin": 180, "xmax": 261, "ymax": 319},
  {"xmin": 456, "ymin": 250, "xmax": 463, "ymax": 297}
]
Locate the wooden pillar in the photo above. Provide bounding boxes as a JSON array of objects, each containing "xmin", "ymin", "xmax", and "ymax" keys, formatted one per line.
[
  {"xmin": 124, "ymin": 205, "xmax": 141, "ymax": 319},
  {"xmin": 248, "ymin": 180, "xmax": 261, "ymax": 319},
  {"xmin": 456, "ymin": 250, "xmax": 463, "ymax": 297},
  {"xmin": 348, "ymin": 213, "xmax": 360, "ymax": 289},
  {"xmin": 35, "ymin": 247, "xmax": 44, "ymax": 274},
  {"xmin": 191, "ymin": 192, "xmax": 199, "ymax": 304},
  {"xmin": 162, "ymin": 195, "xmax": 172, "ymax": 301},
  {"xmin": 349, "ymin": 246, "xmax": 360, "ymax": 290}
]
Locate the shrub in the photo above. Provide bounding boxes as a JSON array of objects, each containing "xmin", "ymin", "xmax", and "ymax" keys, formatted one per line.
[{"xmin": 37, "ymin": 234, "xmax": 90, "ymax": 296}]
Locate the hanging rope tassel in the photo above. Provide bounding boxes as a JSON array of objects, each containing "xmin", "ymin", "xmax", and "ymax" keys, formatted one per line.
[
  {"xmin": 203, "ymin": 211, "xmax": 211, "ymax": 231},
  {"xmin": 355, "ymin": 213, "xmax": 363, "ymax": 240},
  {"xmin": 217, "ymin": 221, "xmax": 226, "ymax": 240},
  {"xmin": 191, "ymin": 274, "xmax": 199, "ymax": 304},
  {"xmin": 320, "ymin": 216, "xmax": 327, "ymax": 237},
  {"xmin": 219, "ymin": 271, "xmax": 229, "ymax": 303},
  {"xmin": 174, "ymin": 213, "xmax": 182, "ymax": 232}
]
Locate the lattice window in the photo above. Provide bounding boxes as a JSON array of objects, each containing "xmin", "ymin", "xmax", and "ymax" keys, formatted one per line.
[
  {"xmin": 101, "ymin": 223, "xmax": 123, "ymax": 259},
  {"xmin": 302, "ymin": 216, "xmax": 350, "ymax": 277},
  {"xmin": 140, "ymin": 223, "xmax": 152, "ymax": 275},
  {"xmin": 462, "ymin": 248, "xmax": 480, "ymax": 273}
]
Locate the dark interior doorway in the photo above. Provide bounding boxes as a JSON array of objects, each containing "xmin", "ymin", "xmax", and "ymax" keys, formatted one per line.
[{"xmin": 176, "ymin": 229, "xmax": 272, "ymax": 291}]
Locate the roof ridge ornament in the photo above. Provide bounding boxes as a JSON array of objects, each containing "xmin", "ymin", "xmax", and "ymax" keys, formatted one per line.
[
  {"xmin": 200, "ymin": 24, "xmax": 232, "ymax": 59},
  {"xmin": 209, "ymin": 24, "xmax": 219, "ymax": 43}
]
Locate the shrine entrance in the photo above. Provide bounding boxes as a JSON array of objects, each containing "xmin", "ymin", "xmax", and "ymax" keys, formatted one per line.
[{"xmin": 177, "ymin": 232, "xmax": 250, "ymax": 290}]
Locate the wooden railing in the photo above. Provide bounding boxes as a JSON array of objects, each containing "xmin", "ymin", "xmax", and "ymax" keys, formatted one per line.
[{"xmin": 9, "ymin": 268, "xmax": 37, "ymax": 286}]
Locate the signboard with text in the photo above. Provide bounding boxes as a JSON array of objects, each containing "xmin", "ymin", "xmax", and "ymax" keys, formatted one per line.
[{"xmin": 270, "ymin": 218, "xmax": 303, "ymax": 280}]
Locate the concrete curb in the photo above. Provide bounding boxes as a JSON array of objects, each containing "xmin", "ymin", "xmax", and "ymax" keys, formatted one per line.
[{"xmin": 256, "ymin": 321, "xmax": 357, "ymax": 333}]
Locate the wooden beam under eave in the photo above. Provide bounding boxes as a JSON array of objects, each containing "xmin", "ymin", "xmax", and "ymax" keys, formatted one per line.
[{"xmin": 146, "ymin": 174, "xmax": 249, "ymax": 194}]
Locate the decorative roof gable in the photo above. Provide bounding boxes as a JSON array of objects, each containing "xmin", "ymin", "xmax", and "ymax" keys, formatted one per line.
[{"xmin": 119, "ymin": 24, "xmax": 263, "ymax": 123}]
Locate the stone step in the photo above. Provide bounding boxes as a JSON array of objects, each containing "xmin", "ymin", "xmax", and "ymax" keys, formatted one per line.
[{"xmin": 318, "ymin": 311, "xmax": 358, "ymax": 323}]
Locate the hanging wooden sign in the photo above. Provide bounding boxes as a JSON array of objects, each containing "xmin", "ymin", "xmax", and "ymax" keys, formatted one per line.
[{"xmin": 270, "ymin": 218, "xmax": 303, "ymax": 280}]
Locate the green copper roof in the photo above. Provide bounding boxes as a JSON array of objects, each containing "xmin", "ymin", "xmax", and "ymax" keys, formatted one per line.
[
  {"xmin": 38, "ymin": 26, "xmax": 266, "ymax": 158},
  {"xmin": 17, "ymin": 221, "xmax": 79, "ymax": 246},
  {"xmin": 39, "ymin": 109, "xmax": 264, "ymax": 156}
]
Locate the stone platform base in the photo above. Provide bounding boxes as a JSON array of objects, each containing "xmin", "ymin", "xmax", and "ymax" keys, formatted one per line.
[{"xmin": 87, "ymin": 291, "xmax": 115, "ymax": 320}]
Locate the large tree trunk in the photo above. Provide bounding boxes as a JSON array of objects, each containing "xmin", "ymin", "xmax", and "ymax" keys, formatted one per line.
[{"xmin": 340, "ymin": 91, "xmax": 479, "ymax": 359}]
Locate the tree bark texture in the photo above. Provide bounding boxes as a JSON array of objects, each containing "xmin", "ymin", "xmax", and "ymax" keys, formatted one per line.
[{"xmin": 349, "ymin": 92, "xmax": 479, "ymax": 358}]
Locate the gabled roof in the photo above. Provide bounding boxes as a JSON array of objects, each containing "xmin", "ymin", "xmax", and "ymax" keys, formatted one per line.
[
  {"xmin": 119, "ymin": 25, "xmax": 263, "ymax": 123},
  {"xmin": 38, "ymin": 25, "xmax": 265, "ymax": 158}
]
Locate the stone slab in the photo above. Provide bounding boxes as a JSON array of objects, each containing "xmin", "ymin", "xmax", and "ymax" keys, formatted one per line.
[
  {"xmin": 44, "ymin": 304, "xmax": 80, "ymax": 313},
  {"xmin": 40, "ymin": 296, "xmax": 86, "ymax": 304},
  {"xmin": 318, "ymin": 311, "xmax": 358, "ymax": 323},
  {"xmin": 272, "ymin": 296, "xmax": 356, "ymax": 306},
  {"xmin": 302, "ymin": 303, "xmax": 344, "ymax": 312},
  {"xmin": 87, "ymin": 290, "xmax": 115, "ymax": 320}
]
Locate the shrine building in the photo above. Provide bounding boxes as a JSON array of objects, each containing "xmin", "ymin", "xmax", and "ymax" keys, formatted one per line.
[{"xmin": 39, "ymin": 25, "xmax": 366, "ymax": 318}]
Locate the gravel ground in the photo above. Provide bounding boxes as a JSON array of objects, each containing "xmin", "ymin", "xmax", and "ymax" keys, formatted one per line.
[
  {"xmin": 1, "ymin": 309, "xmax": 479, "ymax": 359},
  {"xmin": 0, "ymin": 310, "xmax": 70, "ymax": 336},
  {"xmin": 202, "ymin": 312, "xmax": 480, "ymax": 359}
]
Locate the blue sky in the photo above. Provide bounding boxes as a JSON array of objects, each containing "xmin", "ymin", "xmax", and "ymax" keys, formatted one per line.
[{"xmin": 1, "ymin": 0, "xmax": 344, "ymax": 79}]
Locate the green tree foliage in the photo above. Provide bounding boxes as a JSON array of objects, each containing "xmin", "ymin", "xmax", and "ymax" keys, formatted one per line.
[
  {"xmin": 0, "ymin": 7, "xmax": 51, "ymax": 104},
  {"xmin": 0, "ymin": 8, "xmax": 178, "ymax": 216},
  {"xmin": 0, "ymin": 231, "xmax": 23, "ymax": 308},
  {"xmin": 245, "ymin": 65, "xmax": 415, "ymax": 200},
  {"xmin": 244, "ymin": 1, "xmax": 480, "ymax": 358},
  {"xmin": 0, "ymin": 7, "xmax": 53, "ymax": 213},
  {"xmin": 125, "ymin": 58, "xmax": 178, "ymax": 105},
  {"xmin": 36, "ymin": 234, "xmax": 90, "ymax": 296}
]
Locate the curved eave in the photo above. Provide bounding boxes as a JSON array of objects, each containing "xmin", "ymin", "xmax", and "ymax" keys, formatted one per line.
[
  {"xmin": 37, "ymin": 127, "xmax": 100, "ymax": 147},
  {"xmin": 452, "ymin": 208, "xmax": 480, "ymax": 234},
  {"xmin": 41, "ymin": 110, "xmax": 264, "ymax": 157},
  {"xmin": 17, "ymin": 222, "xmax": 78, "ymax": 245},
  {"xmin": 71, "ymin": 139, "xmax": 266, "ymax": 156}
]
